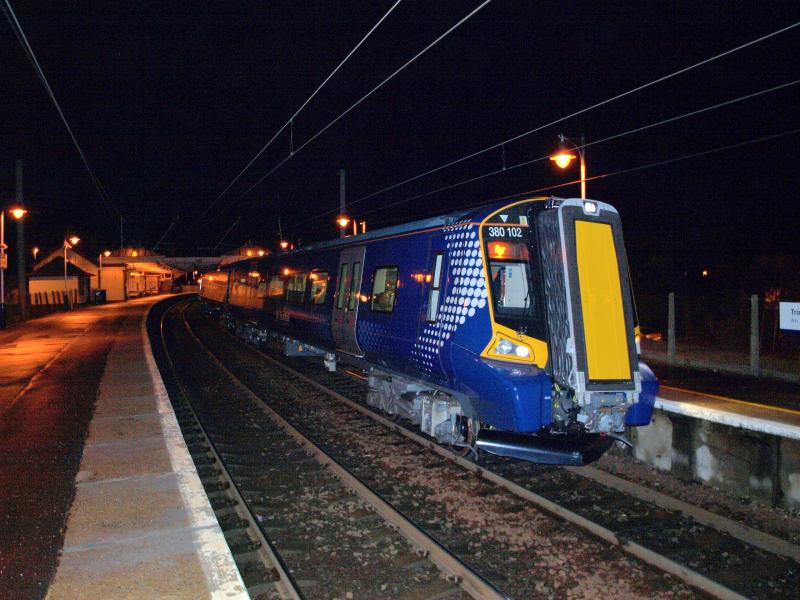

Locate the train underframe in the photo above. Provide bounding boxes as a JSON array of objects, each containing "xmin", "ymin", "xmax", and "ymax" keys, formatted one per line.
[{"xmin": 218, "ymin": 311, "xmax": 616, "ymax": 466}]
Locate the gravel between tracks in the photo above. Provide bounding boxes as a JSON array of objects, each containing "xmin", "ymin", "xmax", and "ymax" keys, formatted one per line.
[
  {"xmin": 167, "ymin": 306, "xmax": 471, "ymax": 600},
  {"xmin": 187, "ymin": 304, "xmax": 705, "ymax": 599}
]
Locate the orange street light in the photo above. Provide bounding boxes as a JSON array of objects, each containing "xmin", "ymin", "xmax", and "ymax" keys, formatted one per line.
[
  {"xmin": 9, "ymin": 206, "xmax": 27, "ymax": 220},
  {"xmin": 549, "ymin": 151, "xmax": 576, "ymax": 169},
  {"xmin": 32, "ymin": 246, "xmax": 39, "ymax": 261},
  {"xmin": 280, "ymin": 240, "xmax": 289, "ymax": 250},
  {"xmin": 103, "ymin": 250, "xmax": 111, "ymax": 257},
  {"xmin": 336, "ymin": 214, "xmax": 351, "ymax": 229},
  {"xmin": 64, "ymin": 236, "xmax": 80, "ymax": 309},
  {"xmin": 258, "ymin": 249, "xmax": 265, "ymax": 256},
  {"xmin": 550, "ymin": 134, "xmax": 586, "ymax": 199}
]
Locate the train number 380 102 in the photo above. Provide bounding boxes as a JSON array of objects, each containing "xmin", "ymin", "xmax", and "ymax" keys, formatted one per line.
[{"xmin": 487, "ymin": 226, "xmax": 523, "ymax": 238}]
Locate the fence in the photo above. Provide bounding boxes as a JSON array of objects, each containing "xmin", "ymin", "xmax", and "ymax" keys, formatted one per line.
[
  {"xmin": 637, "ymin": 292, "xmax": 799, "ymax": 381},
  {"xmin": 3, "ymin": 289, "xmax": 81, "ymax": 327}
]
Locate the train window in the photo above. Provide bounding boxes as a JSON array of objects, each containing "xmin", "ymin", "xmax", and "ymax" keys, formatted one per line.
[
  {"xmin": 371, "ymin": 266, "xmax": 398, "ymax": 313},
  {"xmin": 336, "ymin": 263, "xmax": 349, "ymax": 309},
  {"xmin": 309, "ymin": 271, "xmax": 329, "ymax": 305},
  {"xmin": 489, "ymin": 261, "xmax": 531, "ymax": 314},
  {"xmin": 264, "ymin": 276, "xmax": 285, "ymax": 297},
  {"xmin": 348, "ymin": 262, "xmax": 362, "ymax": 310},
  {"xmin": 286, "ymin": 273, "xmax": 307, "ymax": 304},
  {"xmin": 427, "ymin": 253, "xmax": 444, "ymax": 322}
]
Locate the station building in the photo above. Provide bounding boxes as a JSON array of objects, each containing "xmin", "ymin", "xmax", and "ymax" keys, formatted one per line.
[
  {"xmin": 29, "ymin": 246, "xmax": 184, "ymax": 304},
  {"xmin": 28, "ymin": 246, "xmax": 96, "ymax": 305},
  {"xmin": 97, "ymin": 247, "xmax": 184, "ymax": 300}
]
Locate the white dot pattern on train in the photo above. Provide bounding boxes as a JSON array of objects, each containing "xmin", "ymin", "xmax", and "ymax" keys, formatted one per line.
[{"xmin": 411, "ymin": 221, "xmax": 487, "ymax": 375}]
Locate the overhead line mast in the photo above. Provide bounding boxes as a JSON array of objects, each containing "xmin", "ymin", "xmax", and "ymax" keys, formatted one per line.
[
  {"xmin": 194, "ymin": 0, "xmax": 404, "ymax": 227},
  {"xmin": 200, "ymin": 1, "xmax": 494, "ymax": 232}
]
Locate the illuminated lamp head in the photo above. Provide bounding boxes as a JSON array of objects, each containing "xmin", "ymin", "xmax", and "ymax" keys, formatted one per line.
[
  {"xmin": 336, "ymin": 214, "xmax": 351, "ymax": 229},
  {"xmin": 549, "ymin": 151, "xmax": 576, "ymax": 170},
  {"xmin": 280, "ymin": 240, "xmax": 289, "ymax": 250},
  {"xmin": 283, "ymin": 268, "xmax": 290, "ymax": 276},
  {"xmin": 258, "ymin": 249, "xmax": 266, "ymax": 256},
  {"xmin": 68, "ymin": 235, "xmax": 80, "ymax": 246},
  {"xmin": 246, "ymin": 249, "xmax": 253, "ymax": 257},
  {"xmin": 9, "ymin": 206, "xmax": 27, "ymax": 220},
  {"xmin": 103, "ymin": 250, "xmax": 111, "ymax": 257}
]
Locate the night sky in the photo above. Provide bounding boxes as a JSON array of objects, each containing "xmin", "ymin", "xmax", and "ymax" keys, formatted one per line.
[{"xmin": 2, "ymin": 2, "xmax": 799, "ymax": 294}]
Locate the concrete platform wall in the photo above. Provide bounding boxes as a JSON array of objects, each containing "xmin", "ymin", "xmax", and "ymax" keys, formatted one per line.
[{"xmin": 631, "ymin": 411, "xmax": 800, "ymax": 510}]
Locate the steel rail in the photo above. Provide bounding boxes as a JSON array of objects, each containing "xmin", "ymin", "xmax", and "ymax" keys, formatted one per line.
[
  {"xmin": 567, "ymin": 464, "xmax": 800, "ymax": 563},
  {"xmin": 179, "ymin": 307, "xmax": 509, "ymax": 600},
  {"xmin": 158, "ymin": 302, "xmax": 304, "ymax": 600},
  {"xmin": 203, "ymin": 319, "xmax": 751, "ymax": 600}
]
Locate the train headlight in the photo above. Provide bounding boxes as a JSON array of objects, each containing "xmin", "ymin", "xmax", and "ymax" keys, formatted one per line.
[
  {"xmin": 583, "ymin": 201, "xmax": 598, "ymax": 215},
  {"xmin": 487, "ymin": 335, "xmax": 534, "ymax": 363}
]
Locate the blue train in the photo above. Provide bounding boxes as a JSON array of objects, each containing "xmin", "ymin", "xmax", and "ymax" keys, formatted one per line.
[{"xmin": 200, "ymin": 196, "xmax": 658, "ymax": 465}]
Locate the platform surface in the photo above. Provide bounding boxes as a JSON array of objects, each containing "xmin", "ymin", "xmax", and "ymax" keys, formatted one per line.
[
  {"xmin": 656, "ymin": 385, "xmax": 800, "ymax": 440},
  {"xmin": 0, "ymin": 297, "xmax": 246, "ymax": 600}
]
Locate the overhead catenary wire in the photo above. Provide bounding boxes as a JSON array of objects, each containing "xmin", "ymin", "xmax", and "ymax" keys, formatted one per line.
[
  {"xmin": 205, "ymin": 0, "xmax": 494, "ymax": 223},
  {"xmin": 2, "ymin": 0, "xmax": 121, "ymax": 221},
  {"xmin": 297, "ymin": 78, "xmax": 800, "ymax": 223},
  {"xmin": 500, "ymin": 127, "xmax": 800, "ymax": 204},
  {"xmin": 196, "ymin": 0, "xmax": 492, "ymax": 232},
  {"xmin": 336, "ymin": 20, "xmax": 800, "ymax": 215},
  {"xmin": 196, "ymin": 0, "xmax": 404, "ymax": 226},
  {"xmin": 362, "ymin": 127, "xmax": 800, "ymax": 224}
]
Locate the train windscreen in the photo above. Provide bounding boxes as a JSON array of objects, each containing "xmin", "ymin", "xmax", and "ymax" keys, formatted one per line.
[{"xmin": 482, "ymin": 222, "xmax": 544, "ymax": 336}]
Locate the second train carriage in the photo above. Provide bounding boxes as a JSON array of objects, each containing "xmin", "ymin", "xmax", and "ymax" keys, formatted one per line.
[{"xmin": 200, "ymin": 196, "xmax": 658, "ymax": 465}]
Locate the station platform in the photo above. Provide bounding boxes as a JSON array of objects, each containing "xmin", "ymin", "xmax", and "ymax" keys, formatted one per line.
[
  {"xmin": 0, "ymin": 296, "xmax": 246, "ymax": 599},
  {"xmin": 656, "ymin": 385, "xmax": 800, "ymax": 441}
]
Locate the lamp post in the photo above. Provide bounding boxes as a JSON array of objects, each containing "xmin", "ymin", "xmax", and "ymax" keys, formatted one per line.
[
  {"xmin": 0, "ymin": 206, "xmax": 28, "ymax": 328},
  {"xmin": 10, "ymin": 207, "xmax": 28, "ymax": 321},
  {"xmin": 64, "ymin": 236, "xmax": 79, "ymax": 310},
  {"xmin": 549, "ymin": 133, "xmax": 587, "ymax": 199},
  {"xmin": 98, "ymin": 250, "xmax": 110, "ymax": 293},
  {"xmin": 0, "ymin": 210, "xmax": 6, "ymax": 328}
]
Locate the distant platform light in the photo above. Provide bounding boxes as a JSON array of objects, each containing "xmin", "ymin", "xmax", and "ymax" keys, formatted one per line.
[
  {"xmin": 336, "ymin": 214, "xmax": 351, "ymax": 229},
  {"xmin": 258, "ymin": 249, "xmax": 266, "ymax": 256},
  {"xmin": 702, "ymin": 269, "xmax": 709, "ymax": 277}
]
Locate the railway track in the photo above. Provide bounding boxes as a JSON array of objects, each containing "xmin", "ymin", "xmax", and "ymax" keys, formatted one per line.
[
  {"xmin": 179, "ymin": 299, "xmax": 799, "ymax": 599},
  {"xmin": 153, "ymin": 300, "xmax": 500, "ymax": 599}
]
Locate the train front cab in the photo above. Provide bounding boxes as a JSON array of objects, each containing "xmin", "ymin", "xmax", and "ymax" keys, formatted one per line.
[{"xmin": 460, "ymin": 198, "xmax": 657, "ymax": 465}]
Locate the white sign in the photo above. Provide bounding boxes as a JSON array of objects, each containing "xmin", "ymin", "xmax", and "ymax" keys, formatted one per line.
[{"xmin": 779, "ymin": 301, "xmax": 800, "ymax": 333}]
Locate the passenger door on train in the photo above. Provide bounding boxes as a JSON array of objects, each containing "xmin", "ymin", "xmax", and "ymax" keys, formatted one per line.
[{"xmin": 332, "ymin": 246, "xmax": 366, "ymax": 356}]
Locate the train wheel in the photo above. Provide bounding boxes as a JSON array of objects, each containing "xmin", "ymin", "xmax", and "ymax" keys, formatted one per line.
[{"xmin": 450, "ymin": 417, "xmax": 479, "ymax": 458}]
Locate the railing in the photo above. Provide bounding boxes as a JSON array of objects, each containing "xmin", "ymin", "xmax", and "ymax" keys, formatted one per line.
[{"xmin": 637, "ymin": 292, "xmax": 799, "ymax": 381}]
